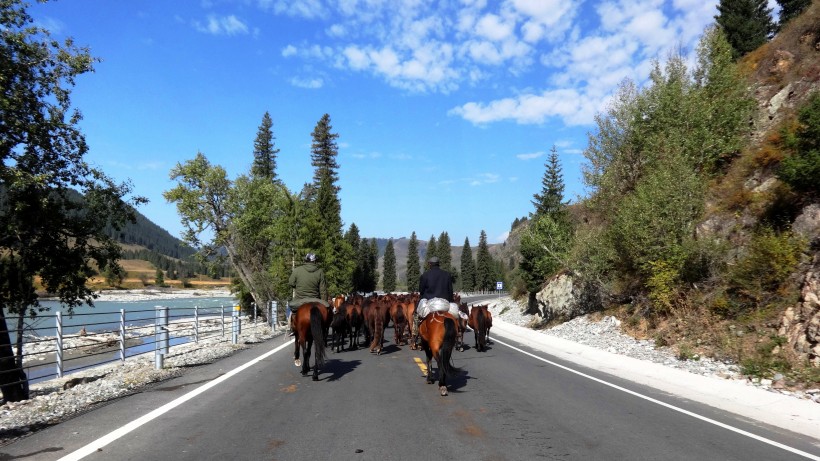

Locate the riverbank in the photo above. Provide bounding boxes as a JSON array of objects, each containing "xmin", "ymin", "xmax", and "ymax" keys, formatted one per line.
[{"xmin": 40, "ymin": 287, "xmax": 234, "ymax": 303}]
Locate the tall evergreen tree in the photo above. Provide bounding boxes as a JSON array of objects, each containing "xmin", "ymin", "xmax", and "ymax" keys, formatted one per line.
[
  {"xmin": 426, "ymin": 235, "xmax": 438, "ymax": 264},
  {"xmin": 437, "ymin": 231, "xmax": 453, "ymax": 273},
  {"xmin": 406, "ymin": 232, "xmax": 421, "ymax": 292},
  {"xmin": 532, "ymin": 146, "xmax": 566, "ymax": 217},
  {"xmin": 369, "ymin": 238, "xmax": 379, "ymax": 292},
  {"xmin": 777, "ymin": 0, "xmax": 810, "ymax": 26},
  {"xmin": 382, "ymin": 238, "xmax": 397, "ymax": 292},
  {"xmin": 251, "ymin": 111, "xmax": 279, "ymax": 180},
  {"xmin": 307, "ymin": 113, "xmax": 353, "ymax": 295},
  {"xmin": 460, "ymin": 237, "xmax": 476, "ymax": 292},
  {"xmin": 355, "ymin": 237, "xmax": 372, "ymax": 292},
  {"xmin": 475, "ymin": 230, "xmax": 494, "ymax": 291},
  {"xmin": 521, "ymin": 146, "xmax": 572, "ymax": 305},
  {"xmin": 715, "ymin": 0, "xmax": 775, "ymax": 59}
]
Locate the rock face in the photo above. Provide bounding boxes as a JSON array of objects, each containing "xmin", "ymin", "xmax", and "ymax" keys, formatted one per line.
[
  {"xmin": 535, "ymin": 273, "xmax": 602, "ymax": 323},
  {"xmin": 779, "ymin": 254, "xmax": 820, "ymax": 367},
  {"xmin": 793, "ymin": 204, "xmax": 820, "ymax": 245}
]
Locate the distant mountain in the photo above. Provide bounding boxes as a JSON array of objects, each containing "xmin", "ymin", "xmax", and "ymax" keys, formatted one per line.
[{"xmin": 105, "ymin": 209, "xmax": 196, "ymax": 260}]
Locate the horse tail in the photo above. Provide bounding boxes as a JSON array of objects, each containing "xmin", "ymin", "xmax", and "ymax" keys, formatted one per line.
[
  {"xmin": 310, "ymin": 306, "xmax": 326, "ymax": 366},
  {"xmin": 477, "ymin": 307, "xmax": 487, "ymax": 349},
  {"xmin": 370, "ymin": 305, "xmax": 384, "ymax": 352},
  {"xmin": 441, "ymin": 317, "xmax": 461, "ymax": 374}
]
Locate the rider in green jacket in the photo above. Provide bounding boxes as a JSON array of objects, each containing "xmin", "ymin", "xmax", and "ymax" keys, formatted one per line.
[{"xmin": 288, "ymin": 253, "xmax": 328, "ymax": 335}]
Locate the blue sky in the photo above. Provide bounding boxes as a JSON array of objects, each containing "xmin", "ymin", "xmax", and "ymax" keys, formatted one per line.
[{"xmin": 29, "ymin": 0, "xmax": 737, "ymax": 245}]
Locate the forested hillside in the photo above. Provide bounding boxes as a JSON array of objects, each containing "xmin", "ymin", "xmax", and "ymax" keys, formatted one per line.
[{"xmin": 505, "ymin": 3, "xmax": 820, "ymax": 387}]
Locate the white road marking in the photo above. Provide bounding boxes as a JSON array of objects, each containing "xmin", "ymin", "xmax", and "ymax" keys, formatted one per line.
[
  {"xmin": 57, "ymin": 339, "xmax": 295, "ymax": 461},
  {"xmin": 492, "ymin": 336, "xmax": 820, "ymax": 461}
]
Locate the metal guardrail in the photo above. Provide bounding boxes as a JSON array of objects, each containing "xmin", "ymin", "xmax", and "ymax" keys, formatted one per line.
[{"xmin": 0, "ymin": 302, "xmax": 279, "ymax": 388}]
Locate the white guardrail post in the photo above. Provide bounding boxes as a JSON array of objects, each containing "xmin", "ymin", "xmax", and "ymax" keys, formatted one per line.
[
  {"xmin": 119, "ymin": 309, "xmax": 126, "ymax": 362},
  {"xmin": 56, "ymin": 311, "xmax": 63, "ymax": 378},
  {"xmin": 231, "ymin": 304, "xmax": 240, "ymax": 344},
  {"xmin": 194, "ymin": 305, "xmax": 199, "ymax": 343},
  {"xmin": 221, "ymin": 305, "xmax": 225, "ymax": 337},
  {"xmin": 155, "ymin": 306, "xmax": 169, "ymax": 370}
]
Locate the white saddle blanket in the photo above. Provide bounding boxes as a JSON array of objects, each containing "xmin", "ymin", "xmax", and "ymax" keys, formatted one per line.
[{"xmin": 418, "ymin": 298, "xmax": 467, "ymax": 320}]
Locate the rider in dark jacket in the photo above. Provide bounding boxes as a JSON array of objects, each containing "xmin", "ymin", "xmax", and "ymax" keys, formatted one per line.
[{"xmin": 414, "ymin": 256, "xmax": 453, "ymax": 345}]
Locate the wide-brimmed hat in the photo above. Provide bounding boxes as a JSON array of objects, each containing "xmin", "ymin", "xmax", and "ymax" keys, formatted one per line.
[{"xmin": 428, "ymin": 256, "xmax": 440, "ymax": 264}]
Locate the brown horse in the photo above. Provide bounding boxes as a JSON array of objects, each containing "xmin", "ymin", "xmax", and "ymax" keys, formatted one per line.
[
  {"xmin": 468, "ymin": 304, "xmax": 492, "ymax": 352},
  {"xmin": 455, "ymin": 302, "xmax": 469, "ymax": 352},
  {"xmin": 419, "ymin": 312, "xmax": 461, "ymax": 396},
  {"xmin": 364, "ymin": 296, "xmax": 387, "ymax": 354},
  {"xmin": 292, "ymin": 302, "xmax": 330, "ymax": 380},
  {"xmin": 345, "ymin": 299, "xmax": 364, "ymax": 349}
]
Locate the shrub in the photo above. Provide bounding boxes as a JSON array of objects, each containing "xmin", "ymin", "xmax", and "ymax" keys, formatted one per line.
[
  {"xmin": 777, "ymin": 91, "xmax": 820, "ymax": 195},
  {"xmin": 644, "ymin": 259, "xmax": 681, "ymax": 314},
  {"xmin": 730, "ymin": 228, "xmax": 804, "ymax": 294}
]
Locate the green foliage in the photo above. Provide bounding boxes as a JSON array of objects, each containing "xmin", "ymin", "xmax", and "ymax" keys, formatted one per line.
[
  {"xmin": 520, "ymin": 213, "xmax": 573, "ymax": 292},
  {"xmin": 0, "ymin": 0, "xmax": 144, "ymax": 401},
  {"xmin": 251, "ymin": 111, "xmax": 279, "ymax": 180},
  {"xmin": 609, "ymin": 155, "xmax": 704, "ymax": 277},
  {"xmin": 740, "ymin": 336, "xmax": 791, "ymax": 378},
  {"xmin": 776, "ymin": 0, "xmax": 811, "ymax": 26},
  {"xmin": 520, "ymin": 146, "xmax": 572, "ymax": 293},
  {"xmin": 475, "ymin": 230, "xmax": 494, "ymax": 291},
  {"xmin": 154, "ymin": 268, "xmax": 166, "ymax": 287},
  {"xmin": 426, "ymin": 235, "xmax": 437, "ymax": 263},
  {"xmin": 437, "ymin": 231, "xmax": 453, "ymax": 274},
  {"xmin": 777, "ymin": 92, "xmax": 820, "ymax": 195},
  {"xmin": 715, "ymin": 0, "xmax": 775, "ymax": 59},
  {"xmin": 729, "ymin": 228, "xmax": 804, "ymax": 298},
  {"xmin": 406, "ymin": 232, "xmax": 420, "ymax": 292},
  {"xmin": 532, "ymin": 146, "xmax": 566, "ymax": 216},
  {"xmin": 382, "ymin": 239, "xmax": 397, "ymax": 292},
  {"xmin": 460, "ymin": 237, "xmax": 476, "ymax": 292},
  {"xmin": 644, "ymin": 260, "xmax": 680, "ymax": 314},
  {"xmin": 102, "ymin": 263, "xmax": 125, "ymax": 288}
]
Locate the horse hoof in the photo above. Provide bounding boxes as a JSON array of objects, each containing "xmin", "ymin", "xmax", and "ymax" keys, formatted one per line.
[
  {"xmin": 294, "ymin": 359, "xmax": 301, "ymax": 367},
  {"xmin": 439, "ymin": 386, "xmax": 448, "ymax": 396}
]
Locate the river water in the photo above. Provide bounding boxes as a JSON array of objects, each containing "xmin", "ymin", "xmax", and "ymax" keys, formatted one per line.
[{"xmin": 3, "ymin": 296, "xmax": 239, "ymax": 384}]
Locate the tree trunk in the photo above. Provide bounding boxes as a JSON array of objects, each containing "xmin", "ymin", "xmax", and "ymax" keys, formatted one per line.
[{"xmin": 0, "ymin": 309, "xmax": 29, "ymax": 402}]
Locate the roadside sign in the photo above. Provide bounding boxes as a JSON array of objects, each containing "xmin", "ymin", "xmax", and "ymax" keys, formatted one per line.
[{"xmin": 496, "ymin": 281, "xmax": 503, "ymax": 290}]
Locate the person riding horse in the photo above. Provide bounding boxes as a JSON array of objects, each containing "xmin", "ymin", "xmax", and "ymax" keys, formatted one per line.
[
  {"xmin": 288, "ymin": 252, "xmax": 329, "ymax": 336},
  {"xmin": 413, "ymin": 256, "xmax": 454, "ymax": 346}
]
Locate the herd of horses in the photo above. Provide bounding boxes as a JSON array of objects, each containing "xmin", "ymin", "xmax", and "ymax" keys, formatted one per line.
[{"xmin": 290, "ymin": 293, "xmax": 493, "ymax": 396}]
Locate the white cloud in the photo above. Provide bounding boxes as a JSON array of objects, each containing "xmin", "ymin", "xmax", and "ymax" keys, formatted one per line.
[
  {"xmin": 194, "ymin": 14, "xmax": 249, "ymax": 36},
  {"xmin": 281, "ymin": 45, "xmax": 297, "ymax": 57},
  {"xmin": 290, "ymin": 77, "xmax": 324, "ymax": 88},
  {"xmin": 516, "ymin": 151, "xmax": 544, "ymax": 160}
]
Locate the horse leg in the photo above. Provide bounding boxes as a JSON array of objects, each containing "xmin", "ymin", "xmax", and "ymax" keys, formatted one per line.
[
  {"xmin": 302, "ymin": 338, "xmax": 311, "ymax": 376},
  {"xmin": 437, "ymin": 352, "xmax": 448, "ymax": 396},
  {"xmin": 425, "ymin": 347, "xmax": 434, "ymax": 384},
  {"xmin": 294, "ymin": 338, "xmax": 302, "ymax": 367}
]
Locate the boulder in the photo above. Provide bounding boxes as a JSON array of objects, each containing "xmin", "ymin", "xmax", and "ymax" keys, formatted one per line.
[{"xmin": 535, "ymin": 273, "xmax": 602, "ymax": 323}]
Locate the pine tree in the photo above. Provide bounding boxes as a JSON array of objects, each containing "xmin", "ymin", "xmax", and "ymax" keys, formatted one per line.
[
  {"xmin": 307, "ymin": 113, "xmax": 352, "ymax": 295},
  {"xmin": 777, "ymin": 0, "xmax": 810, "ymax": 26},
  {"xmin": 532, "ymin": 146, "xmax": 566, "ymax": 217},
  {"xmin": 426, "ymin": 235, "xmax": 438, "ymax": 265},
  {"xmin": 369, "ymin": 238, "xmax": 379, "ymax": 292},
  {"xmin": 460, "ymin": 237, "xmax": 476, "ymax": 292},
  {"xmin": 475, "ymin": 230, "xmax": 494, "ymax": 291},
  {"xmin": 382, "ymin": 239, "xmax": 397, "ymax": 292},
  {"xmin": 437, "ymin": 231, "xmax": 452, "ymax": 272},
  {"xmin": 406, "ymin": 232, "xmax": 421, "ymax": 292},
  {"xmin": 715, "ymin": 0, "xmax": 775, "ymax": 59},
  {"xmin": 251, "ymin": 111, "xmax": 279, "ymax": 180}
]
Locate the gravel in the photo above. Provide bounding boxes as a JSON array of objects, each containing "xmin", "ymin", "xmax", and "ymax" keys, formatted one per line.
[{"xmin": 1, "ymin": 297, "xmax": 817, "ymax": 446}]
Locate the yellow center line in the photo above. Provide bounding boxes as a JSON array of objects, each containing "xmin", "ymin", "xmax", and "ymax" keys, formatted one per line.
[{"xmin": 413, "ymin": 356, "xmax": 427, "ymax": 374}]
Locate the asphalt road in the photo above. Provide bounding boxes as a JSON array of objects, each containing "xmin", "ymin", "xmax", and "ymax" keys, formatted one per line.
[{"xmin": 1, "ymin": 295, "xmax": 818, "ymax": 461}]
